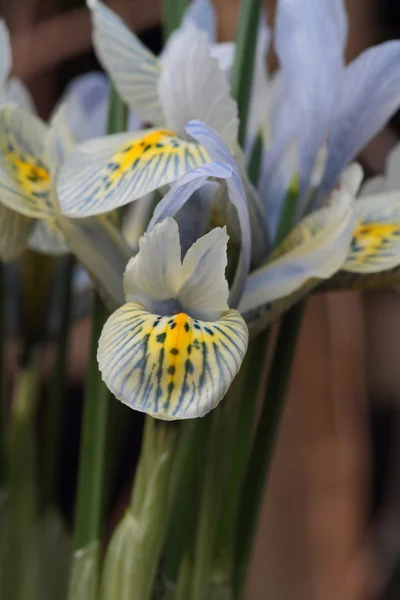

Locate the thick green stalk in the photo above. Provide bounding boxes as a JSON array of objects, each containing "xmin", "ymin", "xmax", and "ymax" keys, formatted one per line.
[
  {"xmin": 163, "ymin": 0, "xmax": 187, "ymax": 41},
  {"xmin": 234, "ymin": 301, "xmax": 305, "ymax": 598},
  {"xmin": 99, "ymin": 418, "xmax": 177, "ymax": 600},
  {"xmin": 42, "ymin": 256, "xmax": 74, "ymax": 508},
  {"xmin": 211, "ymin": 329, "xmax": 270, "ymax": 597},
  {"xmin": 230, "ymin": 0, "xmax": 262, "ymax": 146},
  {"xmin": 161, "ymin": 417, "xmax": 210, "ymax": 592},
  {"xmin": 73, "ymin": 295, "xmax": 110, "ymax": 552}
]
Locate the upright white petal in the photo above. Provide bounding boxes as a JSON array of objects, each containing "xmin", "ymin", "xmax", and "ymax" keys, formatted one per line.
[
  {"xmin": 6, "ymin": 79, "xmax": 35, "ymax": 113},
  {"xmin": 0, "ymin": 20, "xmax": 11, "ymax": 85},
  {"xmin": 179, "ymin": 227, "xmax": 229, "ymax": 321},
  {"xmin": 89, "ymin": 0, "xmax": 164, "ymax": 125},
  {"xmin": 159, "ymin": 24, "xmax": 238, "ymax": 145},
  {"xmin": 124, "ymin": 218, "xmax": 182, "ymax": 306}
]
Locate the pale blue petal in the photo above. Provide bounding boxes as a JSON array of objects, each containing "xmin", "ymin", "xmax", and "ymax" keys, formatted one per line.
[
  {"xmin": 147, "ymin": 162, "xmax": 232, "ymax": 229},
  {"xmin": 123, "ymin": 217, "xmax": 182, "ymax": 306},
  {"xmin": 89, "ymin": 0, "xmax": 164, "ymax": 125},
  {"xmin": 97, "ymin": 302, "xmax": 248, "ymax": 419},
  {"xmin": 159, "ymin": 25, "xmax": 238, "ymax": 144},
  {"xmin": 61, "ymin": 71, "xmax": 109, "ymax": 140},
  {"xmin": 186, "ymin": 120, "xmax": 252, "ymax": 306},
  {"xmin": 182, "ymin": 0, "xmax": 217, "ymax": 42},
  {"xmin": 0, "ymin": 20, "xmax": 11, "ymax": 85},
  {"xmin": 275, "ymin": 0, "xmax": 346, "ymax": 200},
  {"xmin": 0, "ymin": 204, "xmax": 32, "ymax": 261},
  {"xmin": 179, "ymin": 226, "xmax": 229, "ymax": 321},
  {"xmin": 238, "ymin": 187, "xmax": 355, "ymax": 314},
  {"xmin": 58, "ymin": 129, "xmax": 209, "ymax": 216},
  {"xmin": 174, "ymin": 180, "xmax": 218, "ymax": 255},
  {"xmin": 321, "ymin": 41, "xmax": 400, "ymax": 197}
]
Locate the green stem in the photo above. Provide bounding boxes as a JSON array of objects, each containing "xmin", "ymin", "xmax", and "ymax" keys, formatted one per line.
[
  {"xmin": 163, "ymin": 0, "xmax": 187, "ymax": 41},
  {"xmin": 73, "ymin": 295, "xmax": 110, "ymax": 551},
  {"xmin": 230, "ymin": 0, "xmax": 262, "ymax": 147},
  {"xmin": 42, "ymin": 255, "xmax": 74, "ymax": 508},
  {"xmin": 161, "ymin": 417, "xmax": 210, "ymax": 592},
  {"xmin": 211, "ymin": 329, "xmax": 270, "ymax": 593},
  {"xmin": 234, "ymin": 301, "xmax": 306, "ymax": 598}
]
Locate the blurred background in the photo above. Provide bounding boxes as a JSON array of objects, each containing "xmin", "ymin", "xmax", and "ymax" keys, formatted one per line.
[{"xmin": 2, "ymin": 0, "xmax": 400, "ymax": 598}]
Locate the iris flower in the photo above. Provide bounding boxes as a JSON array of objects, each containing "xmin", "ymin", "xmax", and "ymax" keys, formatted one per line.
[{"xmin": 76, "ymin": 120, "xmax": 355, "ymax": 419}]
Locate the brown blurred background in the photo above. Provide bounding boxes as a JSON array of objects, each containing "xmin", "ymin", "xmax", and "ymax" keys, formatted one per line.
[{"xmin": 3, "ymin": 0, "xmax": 400, "ymax": 598}]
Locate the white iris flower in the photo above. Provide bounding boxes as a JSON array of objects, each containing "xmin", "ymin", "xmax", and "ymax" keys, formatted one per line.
[{"xmin": 98, "ymin": 218, "xmax": 248, "ymax": 420}]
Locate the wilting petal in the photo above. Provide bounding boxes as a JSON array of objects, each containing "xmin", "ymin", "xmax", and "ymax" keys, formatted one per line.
[
  {"xmin": 344, "ymin": 192, "xmax": 400, "ymax": 273},
  {"xmin": 186, "ymin": 121, "xmax": 252, "ymax": 306},
  {"xmin": 58, "ymin": 129, "xmax": 209, "ymax": 217},
  {"xmin": 89, "ymin": 0, "xmax": 163, "ymax": 125},
  {"xmin": 275, "ymin": 0, "xmax": 346, "ymax": 200},
  {"xmin": 124, "ymin": 218, "xmax": 182, "ymax": 306},
  {"xmin": 182, "ymin": 0, "xmax": 217, "ymax": 42},
  {"xmin": 97, "ymin": 302, "xmax": 248, "ymax": 419},
  {"xmin": 0, "ymin": 203, "xmax": 32, "ymax": 261},
  {"xmin": 29, "ymin": 219, "xmax": 68, "ymax": 255},
  {"xmin": 321, "ymin": 41, "xmax": 400, "ymax": 197},
  {"xmin": 159, "ymin": 25, "xmax": 238, "ymax": 145},
  {"xmin": 0, "ymin": 106, "xmax": 51, "ymax": 218},
  {"xmin": 0, "ymin": 20, "xmax": 11, "ymax": 85},
  {"xmin": 179, "ymin": 227, "xmax": 229, "ymax": 321},
  {"xmin": 238, "ymin": 187, "xmax": 355, "ymax": 314}
]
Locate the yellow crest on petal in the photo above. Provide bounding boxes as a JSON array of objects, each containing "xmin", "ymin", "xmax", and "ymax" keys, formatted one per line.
[
  {"xmin": 344, "ymin": 221, "xmax": 400, "ymax": 272},
  {"xmin": 98, "ymin": 303, "xmax": 248, "ymax": 420}
]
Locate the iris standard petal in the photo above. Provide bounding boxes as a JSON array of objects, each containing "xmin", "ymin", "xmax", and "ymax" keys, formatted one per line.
[
  {"xmin": 159, "ymin": 24, "xmax": 238, "ymax": 145},
  {"xmin": 6, "ymin": 79, "xmax": 36, "ymax": 114},
  {"xmin": 123, "ymin": 218, "xmax": 182, "ymax": 305},
  {"xmin": 275, "ymin": 0, "xmax": 346, "ymax": 200},
  {"xmin": 179, "ymin": 227, "xmax": 230, "ymax": 321},
  {"xmin": 344, "ymin": 192, "xmax": 400, "ymax": 273},
  {"xmin": 238, "ymin": 187, "xmax": 355, "ymax": 315},
  {"xmin": 58, "ymin": 129, "xmax": 209, "ymax": 217},
  {"xmin": 0, "ymin": 203, "xmax": 32, "ymax": 261},
  {"xmin": 185, "ymin": 121, "xmax": 252, "ymax": 306},
  {"xmin": 0, "ymin": 20, "xmax": 11, "ymax": 85},
  {"xmin": 88, "ymin": 0, "xmax": 164, "ymax": 125},
  {"xmin": 97, "ymin": 302, "xmax": 248, "ymax": 420},
  {"xmin": 321, "ymin": 41, "xmax": 400, "ymax": 197},
  {"xmin": 148, "ymin": 162, "xmax": 233, "ymax": 229},
  {"xmin": 0, "ymin": 106, "xmax": 51, "ymax": 218}
]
